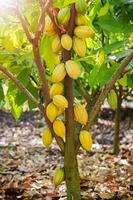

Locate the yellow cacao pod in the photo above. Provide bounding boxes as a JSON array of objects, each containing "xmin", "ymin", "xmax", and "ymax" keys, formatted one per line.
[
  {"xmin": 57, "ymin": 107, "xmax": 64, "ymax": 116},
  {"xmin": 61, "ymin": 34, "xmax": 72, "ymax": 51},
  {"xmin": 53, "ymin": 119, "xmax": 66, "ymax": 138},
  {"xmin": 46, "ymin": 102, "xmax": 58, "ymax": 122},
  {"xmin": 75, "ymin": 0, "xmax": 87, "ymax": 15},
  {"xmin": 57, "ymin": 7, "xmax": 71, "ymax": 25},
  {"xmin": 53, "ymin": 95, "xmax": 68, "ymax": 109},
  {"xmin": 45, "ymin": 15, "xmax": 55, "ymax": 36},
  {"xmin": 52, "ymin": 36, "xmax": 61, "ymax": 53},
  {"xmin": 74, "ymin": 103, "xmax": 88, "ymax": 125},
  {"xmin": 50, "ymin": 83, "xmax": 64, "ymax": 98},
  {"xmin": 107, "ymin": 90, "xmax": 117, "ymax": 110},
  {"xmin": 74, "ymin": 26, "xmax": 95, "ymax": 39},
  {"xmin": 65, "ymin": 60, "xmax": 80, "ymax": 79},
  {"xmin": 75, "ymin": 14, "xmax": 88, "ymax": 26},
  {"xmin": 79, "ymin": 130, "xmax": 92, "ymax": 151},
  {"xmin": 42, "ymin": 128, "xmax": 53, "ymax": 148},
  {"xmin": 53, "ymin": 167, "xmax": 65, "ymax": 186},
  {"xmin": 73, "ymin": 36, "xmax": 86, "ymax": 57},
  {"xmin": 52, "ymin": 63, "xmax": 66, "ymax": 83}
]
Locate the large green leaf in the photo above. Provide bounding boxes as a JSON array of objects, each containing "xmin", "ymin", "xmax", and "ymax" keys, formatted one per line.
[
  {"xmin": 40, "ymin": 36, "xmax": 59, "ymax": 71},
  {"xmin": 97, "ymin": 13, "xmax": 133, "ymax": 33},
  {"xmin": 102, "ymin": 40, "xmax": 128, "ymax": 54}
]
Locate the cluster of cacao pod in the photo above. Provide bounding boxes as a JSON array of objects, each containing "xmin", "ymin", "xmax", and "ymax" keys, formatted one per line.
[{"xmin": 41, "ymin": 0, "xmax": 94, "ymax": 186}]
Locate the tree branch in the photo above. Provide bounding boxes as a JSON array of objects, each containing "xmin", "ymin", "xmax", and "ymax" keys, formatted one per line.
[
  {"xmin": 16, "ymin": 4, "xmax": 64, "ymax": 153},
  {"xmin": 15, "ymin": 8, "xmax": 33, "ymax": 44},
  {"xmin": 34, "ymin": 0, "xmax": 51, "ymax": 43},
  {"xmin": 86, "ymin": 51, "xmax": 133, "ymax": 129},
  {"xmin": 0, "ymin": 64, "xmax": 43, "ymax": 111}
]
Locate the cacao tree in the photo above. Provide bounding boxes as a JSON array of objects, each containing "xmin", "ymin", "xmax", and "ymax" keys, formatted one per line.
[{"xmin": 0, "ymin": 0, "xmax": 133, "ymax": 199}]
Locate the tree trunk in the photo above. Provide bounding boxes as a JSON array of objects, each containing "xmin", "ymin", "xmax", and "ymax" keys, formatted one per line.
[
  {"xmin": 64, "ymin": 139, "xmax": 81, "ymax": 200},
  {"xmin": 113, "ymin": 86, "xmax": 123, "ymax": 155}
]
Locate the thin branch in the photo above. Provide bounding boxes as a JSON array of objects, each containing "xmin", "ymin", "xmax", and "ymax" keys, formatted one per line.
[
  {"xmin": 47, "ymin": 9, "xmax": 61, "ymax": 37},
  {"xmin": 86, "ymin": 51, "xmax": 133, "ymax": 129},
  {"xmin": 34, "ymin": 0, "xmax": 51, "ymax": 43},
  {"xmin": 15, "ymin": 8, "xmax": 33, "ymax": 44},
  {"xmin": 32, "ymin": 45, "xmax": 50, "ymax": 104},
  {"xmin": 0, "ymin": 64, "xmax": 43, "ymax": 111},
  {"xmin": 16, "ymin": 4, "xmax": 64, "ymax": 153}
]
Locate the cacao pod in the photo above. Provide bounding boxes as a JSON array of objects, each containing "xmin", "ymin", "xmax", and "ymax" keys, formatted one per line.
[
  {"xmin": 107, "ymin": 90, "xmax": 117, "ymax": 110},
  {"xmin": 53, "ymin": 95, "xmax": 68, "ymax": 109},
  {"xmin": 42, "ymin": 128, "xmax": 53, "ymax": 148},
  {"xmin": 65, "ymin": 60, "xmax": 80, "ymax": 79},
  {"xmin": 53, "ymin": 119, "xmax": 66, "ymax": 138},
  {"xmin": 73, "ymin": 36, "xmax": 86, "ymax": 57},
  {"xmin": 79, "ymin": 130, "xmax": 92, "ymax": 151},
  {"xmin": 52, "ymin": 63, "xmax": 66, "ymax": 83},
  {"xmin": 75, "ymin": 14, "xmax": 88, "ymax": 26},
  {"xmin": 57, "ymin": 7, "xmax": 71, "ymax": 25},
  {"xmin": 61, "ymin": 34, "xmax": 72, "ymax": 51},
  {"xmin": 118, "ymin": 74, "xmax": 127, "ymax": 87},
  {"xmin": 52, "ymin": 36, "xmax": 61, "ymax": 53},
  {"xmin": 74, "ymin": 103, "xmax": 88, "ymax": 125},
  {"xmin": 75, "ymin": 0, "xmax": 87, "ymax": 15},
  {"xmin": 53, "ymin": 167, "xmax": 65, "ymax": 186},
  {"xmin": 46, "ymin": 102, "xmax": 58, "ymax": 122},
  {"xmin": 50, "ymin": 83, "xmax": 64, "ymax": 98},
  {"xmin": 74, "ymin": 26, "xmax": 95, "ymax": 39},
  {"xmin": 45, "ymin": 15, "xmax": 55, "ymax": 36},
  {"xmin": 57, "ymin": 107, "xmax": 64, "ymax": 116}
]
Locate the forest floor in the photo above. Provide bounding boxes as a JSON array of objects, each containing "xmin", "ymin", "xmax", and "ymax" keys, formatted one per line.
[{"xmin": 0, "ymin": 108, "xmax": 132, "ymax": 200}]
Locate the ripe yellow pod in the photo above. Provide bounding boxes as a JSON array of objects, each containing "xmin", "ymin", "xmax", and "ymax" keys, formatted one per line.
[
  {"xmin": 61, "ymin": 34, "xmax": 72, "ymax": 50},
  {"xmin": 42, "ymin": 128, "xmax": 53, "ymax": 148},
  {"xmin": 74, "ymin": 103, "xmax": 88, "ymax": 125},
  {"xmin": 53, "ymin": 119, "xmax": 66, "ymax": 138},
  {"xmin": 73, "ymin": 36, "xmax": 86, "ymax": 57},
  {"xmin": 53, "ymin": 167, "xmax": 65, "ymax": 186},
  {"xmin": 65, "ymin": 60, "xmax": 80, "ymax": 79},
  {"xmin": 46, "ymin": 102, "xmax": 58, "ymax": 122},
  {"xmin": 57, "ymin": 107, "xmax": 64, "ymax": 116},
  {"xmin": 75, "ymin": 14, "xmax": 88, "ymax": 26},
  {"xmin": 74, "ymin": 26, "xmax": 95, "ymax": 39},
  {"xmin": 50, "ymin": 83, "xmax": 64, "ymax": 98},
  {"xmin": 79, "ymin": 130, "xmax": 92, "ymax": 151},
  {"xmin": 52, "ymin": 36, "xmax": 61, "ymax": 53},
  {"xmin": 44, "ymin": 15, "xmax": 55, "ymax": 36},
  {"xmin": 52, "ymin": 63, "xmax": 66, "ymax": 83},
  {"xmin": 53, "ymin": 95, "xmax": 68, "ymax": 109}
]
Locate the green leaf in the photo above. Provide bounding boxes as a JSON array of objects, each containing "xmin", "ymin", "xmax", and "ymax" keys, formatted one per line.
[
  {"xmin": 127, "ymin": 74, "xmax": 133, "ymax": 88},
  {"xmin": 102, "ymin": 40, "xmax": 128, "ymax": 54},
  {"xmin": 9, "ymin": 95, "xmax": 23, "ymax": 120},
  {"xmin": 88, "ymin": 66, "xmax": 99, "ymax": 88},
  {"xmin": 40, "ymin": 36, "xmax": 59, "ymax": 71},
  {"xmin": 0, "ymin": 83, "xmax": 4, "ymax": 100},
  {"xmin": 98, "ymin": 64, "xmax": 116, "ymax": 87},
  {"xmin": 53, "ymin": 0, "xmax": 77, "ymax": 8},
  {"xmin": 108, "ymin": 49, "xmax": 133, "ymax": 61},
  {"xmin": 97, "ymin": 13, "xmax": 133, "ymax": 33},
  {"xmin": 98, "ymin": 2, "xmax": 110, "ymax": 17}
]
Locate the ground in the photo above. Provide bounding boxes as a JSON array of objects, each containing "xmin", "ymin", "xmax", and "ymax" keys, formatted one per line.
[{"xmin": 0, "ymin": 109, "xmax": 132, "ymax": 200}]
